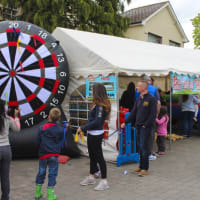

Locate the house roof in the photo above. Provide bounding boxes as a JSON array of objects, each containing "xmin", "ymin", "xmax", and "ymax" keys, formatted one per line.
[
  {"xmin": 124, "ymin": 2, "xmax": 167, "ymax": 24},
  {"xmin": 124, "ymin": 1, "xmax": 189, "ymax": 43}
]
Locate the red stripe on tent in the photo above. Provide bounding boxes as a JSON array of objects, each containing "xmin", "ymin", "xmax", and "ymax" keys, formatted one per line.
[
  {"xmin": 39, "ymin": 77, "xmax": 45, "ymax": 87},
  {"xmin": 8, "ymin": 42, "xmax": 17, "ymax": 46},
  {"xmin": 51, "ymin": 54, "xmax": 58, "ymax": 67},
  {"xmin": 6, "ymin": 29, "xmax": 20, "ymax": 33},
  {"xmin": 38, "ymin": 59, "xmax": 45, "ymax": 69},
  {"xmin": 26, "ymin": 45, "xmax": 35, "ymax": 53},
  {"xmin": 34, "ymin": 104, "xmax": 46, "ymax": 114},
  {"xmin": 52, "ymin": 80, "xmax": 59, "ymax": 94},
  {"xmin": 31, "ymin": 34, "xmax": 45, "ymax": 44},
  {"xmin": 8, "ymin": 101, "xmax": 19, "ymax": 106},
  {"xmin": 27, "ymin": 94, "xmax": 36, "ymax": 102}
]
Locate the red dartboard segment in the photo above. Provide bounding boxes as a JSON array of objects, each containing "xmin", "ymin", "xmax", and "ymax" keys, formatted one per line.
[
  {"xmin": 8, "ymin": 101, "xmax": 19, "ymax": 106},
  {"xmin": 8, "ymin": 41, "xmax": 17, "ymax": 46},
  {"xmin": 38, "ymin": 77, "xmax": 45, "ymax": 87},
  {"xmin": 34, "ymin": 104, "xmax": 47, "ymax": 114},
  {"xmin": 26, "ymin": 45, "xmax": 36, "ymax": 53},
  {"xmin": 6, "ymin": 28, "xmax": 20, "ymax": 33},
  {"xmin": 31, "ymin": 34, "xmax": 45, "ymax": 44},
  {"xmin": 51, "ymin": 54, "xmax": 59, "ymax": 67},
  {"xmin": 52, "ymin": 80, "xmax": 59, "ymax": 94},
  {"xmin": 38, "ymin": 59, "xmax": 45, "ymax": 69},
  {"xmin": 26, "ymin": 94, "xmax": 36, "ymax": 102}
]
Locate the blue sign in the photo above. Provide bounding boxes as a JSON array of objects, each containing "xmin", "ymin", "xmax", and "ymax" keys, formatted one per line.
[{"xmin": 86, "ymin": 75, "xmax": 117, "ymax": 100}]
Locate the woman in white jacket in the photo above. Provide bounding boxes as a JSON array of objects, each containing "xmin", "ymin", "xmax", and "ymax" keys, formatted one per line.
[{"xmin": 0, "ymin": 101, "xmax": 20, "ymax": 200}]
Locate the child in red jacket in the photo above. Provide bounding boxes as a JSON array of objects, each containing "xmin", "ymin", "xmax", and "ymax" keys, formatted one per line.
[{"xmin": 35, "ymin": 108, "xmax": 64, "ymax": 200}]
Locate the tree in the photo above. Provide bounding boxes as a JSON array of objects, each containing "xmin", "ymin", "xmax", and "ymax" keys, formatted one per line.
[
  {"xmin": 64, "ymin": 0, "xmax": 130, "ymax": 36},
  {"xmin": 1, "ymin": 0, "xmax": 66, "ymax": 32},
  {"xmin": 192, "ymin": 13, "xmax": 200, "ymax": 49},
  {"xmin": 1, "ymin": 0, "xmax": 131, "ymax": 36}
]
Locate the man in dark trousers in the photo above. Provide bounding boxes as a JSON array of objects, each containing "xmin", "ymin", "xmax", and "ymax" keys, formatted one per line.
[{"xmin": 121, "ymin": 80, "xmax": 157, "ymax": 176}]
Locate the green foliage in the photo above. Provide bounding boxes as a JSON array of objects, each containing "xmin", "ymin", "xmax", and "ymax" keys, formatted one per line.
[
  {"xmin": 192, "ymin": 13, "xmax": 200, "ymax": 49},
  {"xmin": 0, "ymin": 0, "xmax": 130, "ymax": 36}
]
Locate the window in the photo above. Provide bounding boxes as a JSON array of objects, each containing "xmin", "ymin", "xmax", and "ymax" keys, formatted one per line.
[
  {"xmin": 169, "ymin": 40, "xmax": 181, "ymax": 47},
  {"xmin": 148, "ymin": 33, "xmax": 162, "ymax": 44}
]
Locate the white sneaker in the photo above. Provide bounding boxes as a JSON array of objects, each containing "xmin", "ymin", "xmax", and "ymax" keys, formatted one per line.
[
  {"xmin": 94, "ymin": 171, "xmax": 101, "ymax": 179},
  {"xmin": 94, "ymin": 180, "xmax": 110, "ymax": 191},
  {"xmin": 80, "ymin": 176, "xmax": 96, "ymax": 186},
  {"xmin": 149, "ymin": 155, "xmax": 157, "ymax": 161}
]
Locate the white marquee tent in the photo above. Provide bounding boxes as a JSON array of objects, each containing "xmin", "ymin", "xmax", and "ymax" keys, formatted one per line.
[
  {"xmin": 53, "ymin": 27, "xmax": 200, "ymax": 77},
  {"xmin": 52, "ymin": 27, "xmax": 200, "ymax": 161}
]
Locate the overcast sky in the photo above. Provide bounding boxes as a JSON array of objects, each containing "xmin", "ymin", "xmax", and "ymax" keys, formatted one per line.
[{"xmin": 124, "ymin": 0, "xmax": 200, "ymax": 49}]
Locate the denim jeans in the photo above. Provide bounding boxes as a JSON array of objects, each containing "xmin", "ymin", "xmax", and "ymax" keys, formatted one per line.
[
  {"xmin": 137, "ymin": 127, "xmax": 151, "ymax": 170},
  {"xmin": 36, "ymin": 156, "xmax": 59, "ymax": 188},
  {"xmin": 183, "ymin": 111, "xmax": 195, "ymax": 137},
  {"xmin": 0, "ymin": 146, "xmax": 12, "ymax": 200}
]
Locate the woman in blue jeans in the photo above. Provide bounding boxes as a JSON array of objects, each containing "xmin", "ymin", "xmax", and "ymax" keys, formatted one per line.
[
  {"xmin": 181, "ymin": 95, "xmax": 200, "ymax": 137},
  {"xmin": 0, "ymin": 101, "xmax": 21, "ymax": 200}
]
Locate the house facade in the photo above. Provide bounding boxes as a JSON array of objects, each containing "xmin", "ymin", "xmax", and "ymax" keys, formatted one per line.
[{"xmin": 124, "ymin": 2, "xmax": 189, "ymax": 47}]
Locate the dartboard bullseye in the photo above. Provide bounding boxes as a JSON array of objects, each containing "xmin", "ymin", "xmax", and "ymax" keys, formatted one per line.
[{"xmin": 0, "ymin": 21, "xmax": 69, "ymax": 128}]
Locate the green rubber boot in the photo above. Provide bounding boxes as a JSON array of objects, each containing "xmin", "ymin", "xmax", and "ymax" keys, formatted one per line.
[
  {"xmin": 47, "ymin": 188, "xmax": 57, "ymax": 200},
  {"xmin": 35, "ymin": 185, "xmax": 43, "ymax": 199}
]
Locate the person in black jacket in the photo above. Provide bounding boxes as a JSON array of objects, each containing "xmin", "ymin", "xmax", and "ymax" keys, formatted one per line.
[
  {"xmin": 35, "ymin": 108, "xmax": 64, "ymax": 200},
  {"xmin": 120, "ymin": 82, "xmax": 135, "ymax": 111},
  {"xmin": 77, "ymin": 83, "xmax": 111, "ymax": 191},
  {"xmin": 121, "ymin": 80, "xmax": 157, "ymax": 177}
]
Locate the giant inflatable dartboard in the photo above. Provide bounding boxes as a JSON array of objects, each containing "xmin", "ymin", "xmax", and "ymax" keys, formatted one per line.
[{"xmin": 0, "ymin": 21, "xmax": 69, "ymax": 128}]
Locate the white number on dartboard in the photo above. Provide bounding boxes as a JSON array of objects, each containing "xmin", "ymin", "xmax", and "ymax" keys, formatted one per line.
[
  {"xmin": 57, "ymin": 53, "xmax": 64, "ymax": 63},
  {"xmin": 38, "ymin": 30, "xmax": 48, "ymax": 39},
  {"xmin": 27, "ymin": 24, "xmax": 32, "ymax": 31},
  {"xmin": 51, "ymin": 43, "xmax": 57, "ymax": 48},
  {"xmin": 50, "ymin": 97, "xmax": 59, "ymax": 107},
  {"xmin": 60, "ymin": 72, "xmax": 67, "ymax": 77},
  {"xmin": 9, "ymin": 22, "xmax": 19, "ymax": 28},
  {"xmin": 24, "ymin": 117, "xmax": 34, "ymax": 127},
  {"xmin": 58, "ymin": 85, "xmax": 66, "ymax": 95},
  {"xmin": 40, "ymin": 111, "xmax": 48, "ymax": 119}
]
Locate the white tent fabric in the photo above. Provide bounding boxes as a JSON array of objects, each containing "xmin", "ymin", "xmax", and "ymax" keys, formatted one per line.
[
  {"xmin": 52, "ymin": 27, "xmax": 200, "ymax": 162},
  {"xmin": 52, "ymin": 27, "xmax": 200, "ymax": 77}
]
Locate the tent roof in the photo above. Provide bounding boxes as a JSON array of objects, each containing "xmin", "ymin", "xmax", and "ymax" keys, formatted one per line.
[{"xmin": 52, "ymin": 27, "xmax": 200, "ymax": 78}]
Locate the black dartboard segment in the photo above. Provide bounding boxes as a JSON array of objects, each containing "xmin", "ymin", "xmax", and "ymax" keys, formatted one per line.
[{"xmin": 0, "ymin": 21, "xmax": 69, "ymax": 128}]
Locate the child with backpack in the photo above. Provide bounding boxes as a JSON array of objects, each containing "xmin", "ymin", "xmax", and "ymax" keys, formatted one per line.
[
  {"xmin": 155, "ymin": 106, "xmax": 169, "ymax": 156},
  {"xmin": 34, "ymin": 108, "xmax": 65, "ymax": 200}
]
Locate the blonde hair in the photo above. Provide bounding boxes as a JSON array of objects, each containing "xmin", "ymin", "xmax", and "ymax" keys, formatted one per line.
[{"xmin": 49, "ymin": 108, "xmax": 61, "ymax": 122}]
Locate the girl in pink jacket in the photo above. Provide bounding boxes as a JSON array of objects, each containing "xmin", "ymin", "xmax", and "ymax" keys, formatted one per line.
[{"xmin": 155, "ymin": 106, "xmax": 169, "ymax": 155}]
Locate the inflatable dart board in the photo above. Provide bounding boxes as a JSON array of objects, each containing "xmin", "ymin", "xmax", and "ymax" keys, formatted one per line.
[
  {"xmin": 0, "ymin": 21, "xmax": 69, "ymax": 157},
  {"xmin": 0, "ymin": 21, "xmax": 69, "ymax": 128}
]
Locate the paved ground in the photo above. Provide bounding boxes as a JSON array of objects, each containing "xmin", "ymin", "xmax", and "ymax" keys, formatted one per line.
[{"xmin": 10, "ymin": 136, "xmax": 200, "ymax": 200}]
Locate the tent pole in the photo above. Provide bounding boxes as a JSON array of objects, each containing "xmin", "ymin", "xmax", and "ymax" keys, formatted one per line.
[
  {"xmin": 116, "ymin": 73, "xmax": 120, "ymax": 129},
  {"xmin": 169, "ymin": 73, "xmax": 172, "ymax": 151},
  {"xmin": 116, "ymin": 73, "xmax": 120, "ymax": 156}
]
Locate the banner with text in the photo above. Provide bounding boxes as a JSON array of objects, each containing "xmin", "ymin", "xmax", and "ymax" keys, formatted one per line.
[
  {"xmin": 86, "ymin": 75, "xmax": 117, "ymax": 100},
  {"xmin": 171, "ymin": 72, "xmax": 200, "ymax": 94}
]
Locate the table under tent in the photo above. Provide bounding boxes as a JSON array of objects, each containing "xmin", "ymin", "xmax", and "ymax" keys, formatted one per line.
[{"xmin": 53, "ymin": 27, "xmax": 200, "ymax": 162}]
